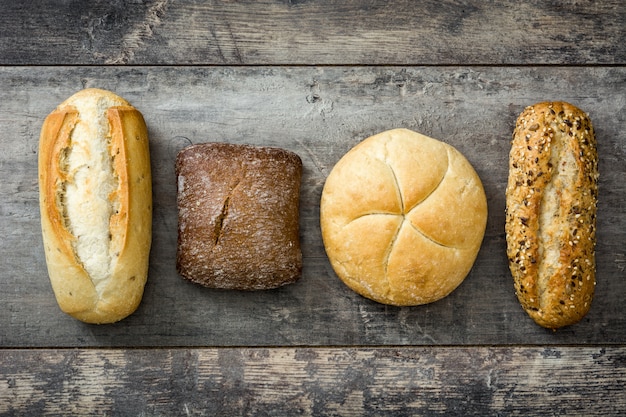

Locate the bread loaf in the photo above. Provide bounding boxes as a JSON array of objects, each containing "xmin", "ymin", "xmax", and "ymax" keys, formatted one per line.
[
  {"xmin": 38, "ymin": 88, "xmax": 152, "ymax": 324},
  {"xmin": 176, "ymin": 142, "xmax": 303, "ymax": 290},
  {"xmin": 506, "ymin": 101, "xmax": 598, "ymax": 329},
  {"xmin": 320, "ymin": 128, "xmax": 488, "ymax": 306}
]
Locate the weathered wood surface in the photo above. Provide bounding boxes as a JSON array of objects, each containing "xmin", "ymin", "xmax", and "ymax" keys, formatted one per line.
[
  {"xmin": 1, "ymin": 346, "xmax": 625, "ymax": 416},
  {"xmin": 1, "ymin": 66, "xmax": 624, "ymax": 347},
  {"xmin": 1, "ymin": 0, "xmax": 625, "ymax": 65},
  {"xmin": 1, "ymin": 0, "xmax": 625, "ymax": 414}
]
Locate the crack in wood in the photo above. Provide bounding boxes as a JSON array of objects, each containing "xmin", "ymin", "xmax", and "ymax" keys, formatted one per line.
[{"xmin": 105, "ymin": 0, "xmax": 169, "ymax": 64}]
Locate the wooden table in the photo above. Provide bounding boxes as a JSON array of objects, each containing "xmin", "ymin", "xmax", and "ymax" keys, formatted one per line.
[{"xmin": 1, "ymin": 1, "xmax": 625, "ymax": 415}]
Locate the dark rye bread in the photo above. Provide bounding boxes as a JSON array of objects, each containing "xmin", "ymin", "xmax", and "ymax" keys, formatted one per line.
[
  {"xmin": 176, "ymin": 142, "xmax": 303, "ymax": 290},
  {"xmin": 506, "ymin": 102, "xmax": 598, "ymax": 329}
]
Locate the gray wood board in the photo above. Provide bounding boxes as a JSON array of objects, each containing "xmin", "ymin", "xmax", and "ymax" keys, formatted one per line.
[
  {"xmin": 1, "ymin": 346, "xmax": 625, "ymax": 416},
  {"xmin": 1, "ymin": 66, "xmax": 624, "ymax": 347},
  {"xmin": 1, "ymin": 0, "xmax": 624, "ymax": 65}
]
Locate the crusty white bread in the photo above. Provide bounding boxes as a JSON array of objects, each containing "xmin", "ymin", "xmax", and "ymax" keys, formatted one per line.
[
  {"xmin": 38, "ymin": 88, "xmax": 152, "ymax": 324},
  {"xmin": 506, "ymin": 101, "xmax": 598, "ymax": 329},
  {"xmin": 320, "ymin": 128, "xmax": 488, "ymax": 306}
]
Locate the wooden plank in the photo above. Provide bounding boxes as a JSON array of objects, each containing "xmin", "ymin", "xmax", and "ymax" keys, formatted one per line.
[
  {"xmin": 1, "ymin": 346, "xmax": 625, "ymax": 415},
  {"xmin": 0, "ymin": 0, "xmax": 624, "ymax": 65},
  {"xmin": 0, "ymin": 66, "xmax": 624, "ymax": 347}
]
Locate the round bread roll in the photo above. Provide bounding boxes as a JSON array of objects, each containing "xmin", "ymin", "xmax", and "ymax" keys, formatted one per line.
[{"xmin": 320, "ymin": 128, "xmax": 488, "ymax": 306}]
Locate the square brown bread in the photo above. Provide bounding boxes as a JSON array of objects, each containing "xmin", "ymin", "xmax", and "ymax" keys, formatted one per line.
[{"xmin": 176, "ymin": 142, "xmax": 303, "ymax": 290}]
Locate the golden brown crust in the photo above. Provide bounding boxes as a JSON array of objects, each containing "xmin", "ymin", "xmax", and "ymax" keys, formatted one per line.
[
  {"xmin": 38, "ymin": 89, "xmax": 152, "ymax": 324},
  {"xmin": 320, "ymin": 128, "xmax": 488, "ymax": 306},
  {"xmin": 39, "ymin": 108, "xmax": 98, "ymax": 315},
  {"xmin": 506, "ymin": 101, "xmax": 598, "ymax": 329}
]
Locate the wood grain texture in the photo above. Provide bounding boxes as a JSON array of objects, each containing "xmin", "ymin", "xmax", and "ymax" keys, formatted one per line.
[
  {"xmin": 1, "ymin": 1, "xmax": 625, "ymax": 412},
  {"xmin": 1, "ymin": 346, "xmax": 625, "ymax": 416},
  {"xmin": 0, "ymin": 66, "xmax": 624, "ymax": 347},
  {"xmin": 1, "ymin": 0, "xmax": 624, "ymax": 65}
]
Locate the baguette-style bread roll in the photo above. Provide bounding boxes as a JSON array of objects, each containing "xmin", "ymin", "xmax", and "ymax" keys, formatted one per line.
[
  {"xmin": 506, "ymin": 102, "xmax": 598, "ymax": 329},
  {"xmin": 321, "ymin": 128, "xmax": 487, "ymax": 306},
  {"xmin": 38, "ymin": 88, "xmax": 152, "ymax": 324}
]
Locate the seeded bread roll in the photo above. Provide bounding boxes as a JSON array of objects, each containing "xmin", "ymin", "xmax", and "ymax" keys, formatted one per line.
[
  {"xmin": 39, "ymin": 88, "xmax": 152, "ymax": 324},
  {"xmin": 506, "ymin": 101, "xmax": 598, "ymax": 329},
  {"xmin": 320, "ymin": 128, "xmax": 488, "ymax": 306},
  {"xmin": 176, "ymin": 143, "xmax": 303, "ymax": 290}
]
